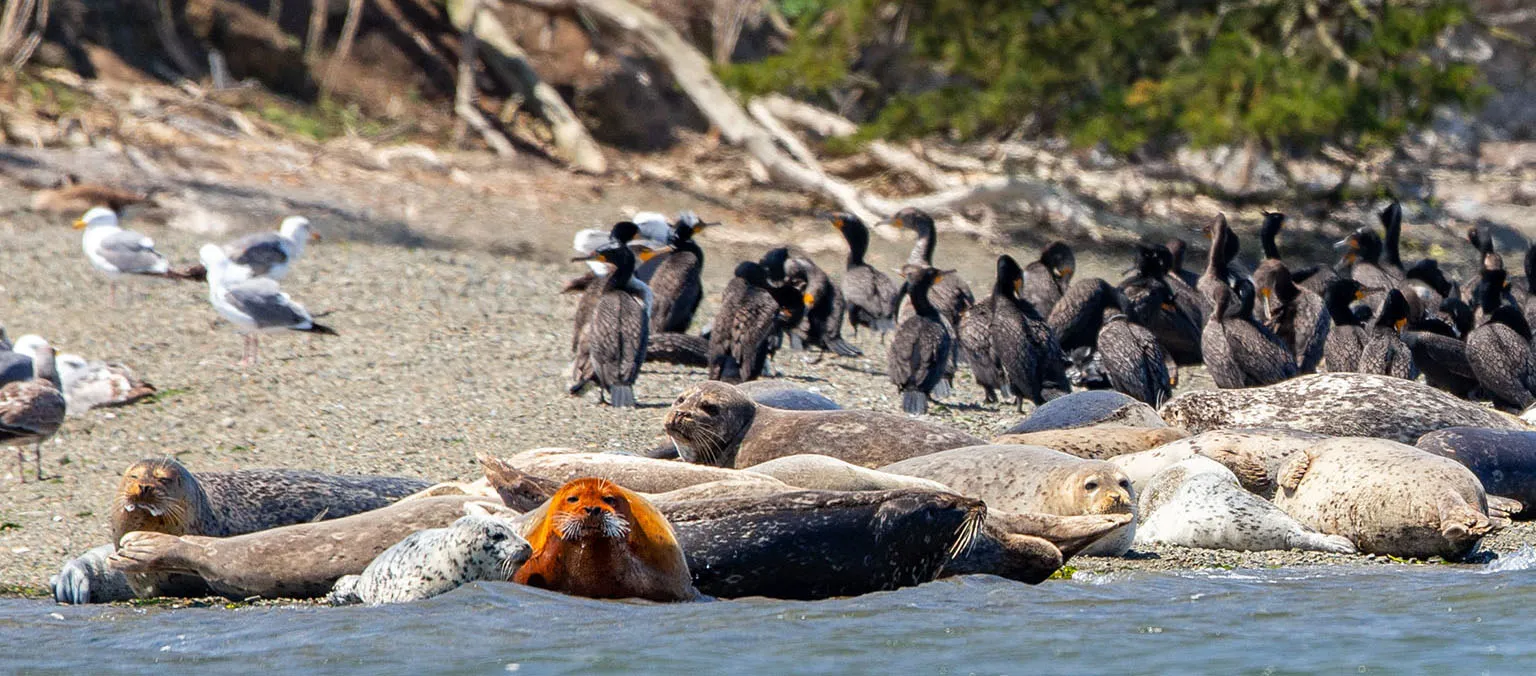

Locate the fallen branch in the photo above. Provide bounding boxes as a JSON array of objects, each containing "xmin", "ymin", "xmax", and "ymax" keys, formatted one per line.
[
  {"xmin": 453, "ymin": 0, "xmax": 516, "ymax": 157},
  {"xmin": 756, "ymin": 93, "xmax": 953, "ymax": 191},
  {"xmin": 746, "ymin": 98, "xmax": 823, "ymax": 173}
]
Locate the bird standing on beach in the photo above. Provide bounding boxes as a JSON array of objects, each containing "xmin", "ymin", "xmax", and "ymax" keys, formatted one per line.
[
  {"xmin": 199, "ymin": 244, "xmax": 337, "ymax": 368},
  {"xmin": 569, "ymin": 244, "xmax": 651, "ymax": 407},
  {"xmin": 1, "ymin": 338, "xmax": 65, "ymax": 482},
  {"xmin": 889, "ymin": 265, "xmax": 953, "ymax": 415},
  {"xmin": 75, "ymin": 207, "xmax": 182, "ymax": 304},
  {"xmin": 218, "ymin": 216, "xmax": 319, "ymax": 282},
  {"xmin": 828, "ymin": 212, "xmax": 900, "ymax": 338}
]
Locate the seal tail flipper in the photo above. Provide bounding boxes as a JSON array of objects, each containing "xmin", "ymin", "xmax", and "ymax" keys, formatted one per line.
[
  {"xmin": 107, "ymin": 531, "xmax": 193, "ymax": 574},
  {"xmin": 901, "ymin": 390, "xmax": 929, "ymax": 415},
  {"xmin": 1486, "ymin": 495, "xmax": 1524, "ymax": 525},
  {"xmin": 1291, "ymin": 531, "xmax": 1358, "ymax": 555},
  {"xmin": 1210, "ymin": 451, "xmax": 1273, "ymax": 496},
  {"xmin": 608, "ymin": 385, "xmax": 637, "ymax": 408},
  {"xmin": 1438, "ymin": 490, "xmax": 1496, "ymax": 548},
  {"xmin": 476, "ymin": 452, "xmax": 561, "ymax": 511},
  {"xmin": 827, "ymin": 338, "xmax": 863, "ymax": 358}
]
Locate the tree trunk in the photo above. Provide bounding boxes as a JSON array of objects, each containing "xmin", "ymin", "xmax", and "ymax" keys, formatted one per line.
[
  {"xmin": 444, "ymin": 0, "xmax": 605, "ymax": 173},
  {"xmin": 324, "ymin": 0, "xmax": 365, "ymax": 90},
  {"xmin": 305, "ymin": 0, "xmax": 329, "ymax": 62}
]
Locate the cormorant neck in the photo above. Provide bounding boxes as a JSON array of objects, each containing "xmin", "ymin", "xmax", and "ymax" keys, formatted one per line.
[
  {"xmin": 842, "ymin": 223, "xmax": 869, "ymax": 268},
  {"xmin": 906, "ymin": 222, "xmax": 936, "ymax": 266},
  {"xmin": 909, "ymin": 281, "xmax": 940, "ymax": 318}
]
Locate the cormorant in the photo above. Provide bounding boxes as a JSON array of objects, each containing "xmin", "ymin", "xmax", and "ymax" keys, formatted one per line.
[
  {"xmin": 643, "ymin": 213, "xmax": 709, "ymax": 333},
  {"xmin": 891, "ymin": 208, "xmax": 974, "ymax": 328},
  {"xmin": 1320, "ymin": 278, "xmax": 1368, "ymax": 372},
  {"xmin": 1337, "ymin": 228, "xmax": 1401, "ymax": 291},
  {"xmin": 569, "ymin": 244, "xmax": 650, "ymax": 407},
  {"xmin": 888, "ymin": 265, "xmax": 954, "ymax": 415},
  {"xmin": 783, "ymin": 254, "xmax": 861, "ymax": 357},
  {"xmin": 1201, "ymin": 279, "xmax": 1298, "ymax": 389},
  {"xmin": 707, "ymin": 260, "xmax": 805, "ymax": 384},
  {"xmin": 1466, "ymin": 268, "xmax": 1536, "ymax": 411},
  {"xmin": 1023, "ymin": 242, "xmax": 1074, "ymax": 317},
  {"xmin": 1357, "ymin": 289, "xmax": 1419, "ymax": 381},
  {"xmin": 1097, "ymin": 295, "xmax": 1174, "ymax": 405},
  {"xmin": 1252, "ymin": 259, "xmax": 1330, "ymax": 373},
  {"xmin": 1119, "ymin": 243, "xmax": 1203, "ymax": 364},
  {"xmin": 829, "ymin": 212, "xmax": 900, "ymax": 337}
]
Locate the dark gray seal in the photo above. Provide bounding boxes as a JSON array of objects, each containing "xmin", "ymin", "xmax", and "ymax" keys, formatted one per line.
[
  {"xmin": 1417, "ymin": 427, "xmax": 1536, "ymax": 519},
  {"xmin": 1002, "ymin": 390, "xmax": 1166, "ymax": 434},
  {"xmin": 734, "ymin": 380, "xmax": 842, "ymax": 411},
  {"xmin": 52, "ymin": 457, "xmax": 432, "ymax": 604},
  {"xmin": 663, "ymin": 381, "xmax": 984, "ymax": 468},
  {"xmin": 328, "ymin": 503, "xmax": 532, "ymax": 606},
  {"xmin": 1160, "ymin": 373, "xmax": 1524, "ymax": 443}
]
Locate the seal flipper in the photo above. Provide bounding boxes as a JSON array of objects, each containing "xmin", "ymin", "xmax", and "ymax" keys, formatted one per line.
[
  {"xmin": 1278, "ymin": 449, "xmax": 1315, "ymax": 493},
  {"xmin": 1437, "ymin": 490, "xmax": 1495, "ymax": 554},
  {"xmin": 477, "ymin": 453, "xmax": 560, "ymax": 512},
  {"xmin": 942, "ymin": 528, "xmax": 1063, "ymax": 585},
  {"xmin": 51, "ymin": 544, "xmax": 134, "ymax": 604},
  {"xmin": 1286, "ymin": 530, "xmax": 1357, "ymax": 555},
  {"xmin": 986, "ymin": 510, "xmax": 1134, "ymax": 560},
  {"xmin": 327, "ymin": 575, "xmax": 362, "ymax": 606},
  {"xmin": 1207, "ymin": 450, "xmax": 1273, "ymax": 495},
  {"xmin": 1486, "ymin": 495, "xmax": 1523, "ymax": 526}
]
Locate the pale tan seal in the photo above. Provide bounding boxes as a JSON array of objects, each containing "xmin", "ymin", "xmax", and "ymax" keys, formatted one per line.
[
  {"xmin": 1110, "ymin": 428, "xmax": 1330, "ymax": 497},
  {"xmin": 503, "ymin": 447, "xmax": 782, "ymax": 493},
  {"xmin": 664, "ymin": 381, "xmax": 984, "ymax": 468},
  {"xmin": 108, "ymin": 496, "xmax": 482, "ymax": 600},
  {"xmin": 1134, "ymin": 457, "xmax": 1356, "ymax": 553},
  {"xmin": 1272, "ymin": 437, "xmax": 1504, "ymax": 560},
  {"xmin": 1159, "ymin": 373, "xmax": 1524, "ymax": 443},
  {"xmin": 991, "ymin": 425, "xmax": 1188, "ymax": 460},
  {"xmin": 741, "ymin": 454, "xmax": 953, "ymax": 492},
  {"xmin": 880, "ymin": 444, "xmax": 1137, "ymax": 556}
]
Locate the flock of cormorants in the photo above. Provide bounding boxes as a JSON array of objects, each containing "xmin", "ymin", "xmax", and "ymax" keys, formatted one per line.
[{"xmin": 564, "ymin": 202, "xmax": 1536, "ymax": 416}]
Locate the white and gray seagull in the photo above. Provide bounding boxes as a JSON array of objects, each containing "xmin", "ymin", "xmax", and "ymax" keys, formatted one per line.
[
  {"xmin": 75, "ymin": 207, "xmax": 189, "ymax": 304},
  {"xmin": 218, "ymin": 215, "xmax": 319, "ymax": 282},
  {"xmin": 200, "ymin": 244, "xmax": 337, "ymax": 368}
]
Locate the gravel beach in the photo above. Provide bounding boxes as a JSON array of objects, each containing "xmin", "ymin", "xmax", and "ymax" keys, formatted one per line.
[{"xmin": 3, "ymin": 177, "xmax": 1533, "ymax": 596}]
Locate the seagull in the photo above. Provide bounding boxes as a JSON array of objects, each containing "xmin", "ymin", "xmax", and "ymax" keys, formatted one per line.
[
  {"xmin": 0, "ymin": 334, "xmax": 44, "ymax": 387},
  {"xmin": 1, "ymin": 337, "xmax": 66, "ymax": 482},
  {"xmin": 75, "ymin": 206, "xmax": 187, "ymax": 304},
  {"xmin": 219, "ymin": 216, "xmax": 319, "ymax": 282},
  {"xmin": 200, "ymin": 244, "xmax": 338, "ymax": 368}
]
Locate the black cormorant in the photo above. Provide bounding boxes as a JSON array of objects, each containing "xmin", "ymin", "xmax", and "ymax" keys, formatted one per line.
[
  {"xmin": 888, "ymin": 265, "xmax": 954, "ymax": 415},
  {"xmin": 569, "ymin": 244, "xmax": 650, "ymax": 407},
  {"xmin": 829, "ymin": 212, "xmax": 900, "ymax": 337}
]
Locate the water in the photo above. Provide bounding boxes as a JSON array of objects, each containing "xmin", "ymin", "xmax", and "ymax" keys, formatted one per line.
[{"xmin": 3, "ymin": 562, "xmax": 1534, "ymax": 675}]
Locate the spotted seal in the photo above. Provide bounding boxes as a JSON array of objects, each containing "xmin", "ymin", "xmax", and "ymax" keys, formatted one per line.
[
  {"xmin": 1109, "ymin": 428, "xmax": 1330, "ymax": 497},
  {"xmin": 52, "ymin": 458, "xmax": 432, "ymax": 604},
  {"xmin": 1272, "ymin": 437, "xmax": 1504, "ymax": 560},
  {"xmin": 1416, "ymin": 427, "xmax": 1536, "ymax": 519},
  {"xmin": 1159, "ymin": 373, "xmax": 1523, "ymax": 443},
  {"xmin": 328, "ymin": 502, "xmax": 532, "ymax": 605},
  {"xmin": 880, "ymin": 444, "xmax": 1137, "ymax": 556},
  {"xmin": 663, "ymin": 381, "xmax": 983, "ymax": 468},
  {"xmin": 1134, "ymin": 456, "xmax": 1355, "ymax": 553},
  {"xmin": 733, "ymin": 380, "xmax": 842, "ymax": 411},
  {"xmin": 107, "ymin": 496, "xmax": 479, "ymax": 600},
  {"xmin": 741, "ymin": 454, "xmax": 953, "ymax": 492},
  {"xmin": 991, "ymin": 425, "xmax": 1188, "ymax": 460},
  {"xmin": 1001, "ymin": 390, "xmax": 1166, "ymax": 434}
]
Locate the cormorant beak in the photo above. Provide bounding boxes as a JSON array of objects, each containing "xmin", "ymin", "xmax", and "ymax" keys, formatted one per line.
[
  {"xmin": 1354, "ymin": 289, "xmax": 1366, "ymax": 301},
  {"xmin": 932, "ymin": 273, "xmax": 946, "ymax": 283},
  {"xmin": 72, "ymin": 218, "xmax": 86, "ymax": 230},
  {"xmin": 1161, "ymin": 302, "xmax": 1177, "ymax": 312},
  {"xmin": 1058, "ymin": 266, "xmax": 1073, "ymax": 278},
  {"xmin": 1394, "ymin": 318, "xmax": 1407, "ymax": 331},
  {"xmin": 1013, "ymin": 278, "xmax": 1023, "ymax": 295}
]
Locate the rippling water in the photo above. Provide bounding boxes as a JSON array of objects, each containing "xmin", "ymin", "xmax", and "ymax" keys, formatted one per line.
[{"xmin": 4, "ymin": 557, "xmax": 1535, "ymax": 674}]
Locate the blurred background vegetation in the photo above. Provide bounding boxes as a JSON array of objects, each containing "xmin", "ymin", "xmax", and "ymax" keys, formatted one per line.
[{"xmin": 724, "ymin": 0, "xmax": 1489, "ymax": 156}]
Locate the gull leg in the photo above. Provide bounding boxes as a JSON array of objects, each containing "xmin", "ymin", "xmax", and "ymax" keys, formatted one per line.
[
  {"xmin": 109, "ymin": 283, "xmax": 117, "ymax": 307},
  {"xmin": 238, "ymin": 335, "xmax": 253, "ymax": 369},
  {"xmin": 253, "ymin": 335, "xmax": 261, "ymax": 366},
  {"xmin": 33, "ymin": 443, "xmax": 45, "ymax": 481},
  {"xmin": 15, "ymin": 447, "xmax": 25, "ymax": 483}
]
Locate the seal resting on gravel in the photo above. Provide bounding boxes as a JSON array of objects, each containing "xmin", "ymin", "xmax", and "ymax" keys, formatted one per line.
[
  {"xmin": 663, "ymin": 381, "xmax": 983, "ymax": 468},
  {"xmin": 740, "ymin": 454, "xmax": 953, "ymax": 492},
  {"xmin": 1001, "ymin": 390, "xmax": 1166, "ymax": 434},
  {"xmin": 513, "ymin": 478, "xmax": 698, "ymax": 602},
  {"xmin": 991, "ymin": 425, "xmax": 1188, "ymax": 460},
  {"xmin": 504, "ymin": 448, "xmax": 781, "ymax": 494},
  {"xmin": 52, "ymin": 458, "xmax": 432, "ymax": 604},
  {"xmin": 1417, "ymin": 427, "xmax": 1536, "ymax": 519},
  {"xmin": 880, "ymin": 444, "xmax": 1137, "ymax": 556},
  {"xmin": 1110, "ymin": 428, "xmax": 1330, "ymax": 497},
  {"xmin": 1134, "ymin": 457, "xmax": 1355, "ymax": 554},
  {"xmin": 328, "ymin": 503, "xmax": 532, "ymax": 606},
  {"xmin": 1159, "ymin": 373, "xmax": 1523, "ymax": 443},
  {"xmin": 1272, "ymin": 438, "xmax": 1504, "ymax": 560},
  {"xmin": 107, "ymin": 496, "xmax": 480, "ymax": 600}
]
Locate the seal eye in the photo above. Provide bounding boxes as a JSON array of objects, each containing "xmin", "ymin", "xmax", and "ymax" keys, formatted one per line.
[
  {"xmin": 1085, "ymin": 481, "xmax": 1099, "ymax": 491},
  {"xmin": 489, "ymin": 532, "xmax": 506, "ymax": 542},
  {"xmin": 602, "ymin": 496, "xmax": 619, "ymax": 506},
  {"xmin": 566, "ymin": 495, "xmax": 580, "ymax": 504},
  {"xmin": 701, "ymin": 404, "xmax": 719, "ymax": 416}
]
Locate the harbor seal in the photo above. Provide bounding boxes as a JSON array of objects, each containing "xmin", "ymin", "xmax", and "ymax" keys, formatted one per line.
[
  {"xmin": 503, "ymin": 448, "xmax": 781, "ymax": 493},
  {"xmin": 514, "ymin": 478, "xmax": 698, "ymax": 602},
  {"xmin": 1417, "ymin": 427, "xmax": 1536, "ymax": 519},
  {"xmin": 107, "ymin": 496, "xmax": 479, "ymax": 600},
  {"xmin": 1001, "ymin": 390, "xmax": 1166, "ymax": 434},
  {"xmin": 1110, "ymin": 428, "xmax": 1330, "ymax": 497},
  {"xmin": 1272, "ymin": 437, "xmax": 1503, "ymax": 560},
  {"xmin": 991, "ymin": 425, "xmax": 1188, "ymax": 460},
  {"xmin": 328, "ymin": 503, "xmax": 532, "ymax": 606},
  {"xmin": 733, "ymin": 380, "xmax": 842, "ymax": 410},
  {"xmin": 1134, "ymin": 457, "xmax": 1356, "ymax": 553},
  {"xmin": 664, "ymin": 381, "xmax": 984, "ymax": 468},
  {"xmin": 741, "ymin": 454, "xmax": 953, "ymax": 492},
  {"xmin": 53, "ymin": 458, "xmax": 432, "ymax": 604},
  {"xmin": 880, "ymin": 444, "xmax": 1137, "ymax": 556},
  {"xmin": 1159, "ymin": 373, "xmax": 1524, "ymax": 443}
]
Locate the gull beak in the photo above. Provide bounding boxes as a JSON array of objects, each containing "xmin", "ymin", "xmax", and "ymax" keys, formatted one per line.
[
  {"xmin": 72, "ymin": 218, "xmax": 86, "ymax": 230},
  {"xmin": 1354, "ymin": 289, "xmax": 1366, "ymax": 301},
  {"xmin": 310, "ymin": 231, "xmax": 323, "ymax": 242}
]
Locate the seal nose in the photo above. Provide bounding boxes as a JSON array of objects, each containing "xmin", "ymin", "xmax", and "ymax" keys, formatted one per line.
[{"xmin": 584, "ymin": 506, "xmax": 604, "ymax": 517}]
